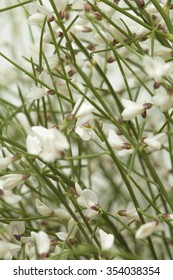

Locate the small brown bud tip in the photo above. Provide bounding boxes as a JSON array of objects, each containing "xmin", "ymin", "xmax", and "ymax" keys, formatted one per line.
[
  {"xmin": 111, "ymin": 39, "xmax": 118, "ymax": 46},
  {"xmin": 168, "ymin": 169, "xmax": 173, "ymax": 174},
  {"xmin": 141, "ymin": 136, "xmax": 147, "ymax": 143},
  {"xmin": 91, "ymin": 204, "xmax": 100, "ymax": 211},
  {"xmin": 68, "ymin": 69, "xmax": 76, "ymax": 77},
  {"xmin": 56, "ymin": 31, "xmax": 63, "ymax": 38},
  {"xmin": 161, "ymin": 213, "xmax": 173, "ymax": 219},
  {"xmin": 66, "ymin": 113, "xmax": 74, "ymax": 121},
  {"xmin": 107, "ymin": 57, "xmax": 116, "ymax": 63},
  {"xmin": 0, "ymin": 189, "xmax": 5, "ymax": 196},
  {"xmin": 87, "ymin": 44, "xmax": 95, "ymax": 51},
  {"xmin": 152, "ymin": 15, "xmax": 158, "ymax": 21},
  {"xmin": 158, "ymin": 24, "xmax": 165, "ymax": 31},
  {"xmin": 118, "ymin": 210, "xmax": 127, "ymax": 216},
  {"xmin": 141, "ymin": 110, "xmax": 146, "ymax": 118},
  {"xmin": 14, "ymin": 234, "xmax": 21, "ymax": 241},
  {"xmin": 122, "ymin": 142, "xmax": 132, "ymax": 150},
  {"xmin": 82, "ymin": 27, "xmax": 92, "ymax": 33},
  {"xmin": 59, "ymin": 11, "xmax": 65, "ymax": 20},
  {"xmin": 47, "ymin": 16, "xmax": 54, "ymax": 23},
  {"xmin": 64, "ymin": 12, "xmax": 70, "ymax": 20},
  {"xmin": 84, "ymin": 3, "xmax": 92, "ymax": 13},
  {"xmin": 69, "ymin": 237, "xmax": 77, "ymax": 245},
  {"xmin": 153, "ymin": 82, "xmax": 160, "ymax": 89},
  {"xmin": 167, "ymin": 87, "xmax": 173, "ymax": 95},
  {"xmin": 83, "ymin": 123, "xmax": 91, "ymax": 128},
  {"xmin": 98, "ymin": 120, "xmax": 103, "ymax": 128},
  {"xmin": 39, "ymin": 253, "xmax": 49, "ymax": 259},
  {"xmin": 60, "ymin": 151, "xmax": 66, "ymax": 158},
  {"xmin": 170, "ymin": 4, "xmax": 173, "ymax": 10},
  {"xmin": 12, "ymin": 153, "xmax": 22, "ymax": 161},
  {"xmin": 137, "ymin": 0, "xmax": 145, "ymax": 7},
  {"xmin": 47, "ymin": 90, "xmax": 55, "ymax": 95},
  {"xmin": 69, "ymin": 187, "xmax": 78, "ymax": 196},
  {"xmin": 94, "ymin": 13, "xmax": 102, "ymax": 21},
  {"xmin": 117, "ymin": 117, "xmax": 124, "ymax": 124},
  {"xmin": 22, "ymin": 173, "xmax": 30, "ymax": 180},
  {"xmin": 143, "ymin": 103, "xmax": 152, "ymax": 110},
  {"xmin": 50, "ymin": 239, "xmax": 58, "ymax": 246}
]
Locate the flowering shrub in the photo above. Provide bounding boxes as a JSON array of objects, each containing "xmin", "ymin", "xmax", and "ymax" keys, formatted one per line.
[{"xmin": 0, "ymin": 0, "xmax": 173, "ymax": 260}]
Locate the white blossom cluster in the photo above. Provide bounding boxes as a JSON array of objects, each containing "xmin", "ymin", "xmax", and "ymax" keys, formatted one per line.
[{"xmin": 0, "ymin": 0, "xmax": 173, "ymax": 260}]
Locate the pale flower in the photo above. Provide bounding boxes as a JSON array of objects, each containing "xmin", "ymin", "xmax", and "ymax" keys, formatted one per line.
[
  {"xmin": 26, "ymin": 126, "xmax": 69, "ymax": 162},
  {"xmin": 31, "ymin": 231, "xmax": 50, "ymax": 256},
  {"xmin": 54, "ymin": 0, "xmax": 69, "ymax": 12},
  {"xmin": 0, "ymin": 153, "xmax": 21, "ymax": 170},
  {"xmin": 121, "ymin": 98, "xmax": 152, "ymax": 121},
  {"xmin": 98, "ymin": 1, "xmax": 116, "ymax": 18},
  {"xmin": 0, "ymin": 188, "xmax": 22, "ymax": 205},
  {"xmin": 0, "ymin": 180, "xmax": 22, "ymax": 205},
  {"xmin": 56, "ymin": 218, "xmax": 78, "ymax": 241},
  {"xmin": 77, "ymin": 189, "xmax": 98, "ymax": 209},
  {"xmin": 98, "ymin": 229, "xmax": 114, "ymax": 251},
  {"xmin": 107, "ymin": 129, "xmax": 131, "ymax": 151},
  {"xmin": 135, "ymin": 221, "xmax": 163, "ymax": 239},
  {"xmin": 1, "ymin": 174, "xmax": 30, "ymax": 191},
  {"xmin": 26, "ymin": 86, "xmax": 47, "ymax": 100},
  {"xmin": 152, "ymin": 91, "xmax": 173, "ymax": 112},
  {"xmin": 0, "ymin": 240, "xmax": 21, "ymax": 260},
  {"xmin": 0, "ymin": 156, "xmax": 13, "ymax": 170},
  {"xmin": 143, "ymin": 133, "xmax": 166, "ymax": 150},
  {"xmin": 143, "ymin": 55, "xmax": 173, "ymax": 82},
  {"xmin": 35, "ymin": 199, "xmax": 54, "ymax": 216},
  {"xmin": 118, "ymin": 209, "xmax": 139, "ymax": 220},
  {"xmin": 71, "ymin": 98, "xmax": 94, "ymax": 118},
  {"xmin": 28, "ymin": 3, "xmax": 53, "ymax": 25},
  {"xmin": 75, "ymin": 115, "xmax": 94, "ymax": 141},
  {"xmin": 8, "ymin": 221, "xmax": 25, "ymax": 241},
  {"xmin": 43, "ymin": 54, "xmax": 59, "ymax": 71}
]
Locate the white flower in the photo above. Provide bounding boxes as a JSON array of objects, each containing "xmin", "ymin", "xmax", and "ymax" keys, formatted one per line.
[
  {"xmin": 35, "ymin": 199, "xmax": 54, "ymax": 216},
  {"xmin": 0, "ymin": 180, "xmax": 22, "ymax": 205},
  {"xmin": 1, "ymin": 174, "xmax": 29, "ymax": 191},
  {"xmin": 0, "ymin": 156, "xmax": 13, "ymax": 170},
  {"xmin": 98, "ymin": 229, "xmax": 114, "ymax": 251},
  {"xmin": 0, "ymin": 188, "xmax": 22, "ymax": 205},
  {"xmin": 56, "ymin": 218, "xmax": 78, "ymax": 241},
  {"xmin": 8, "ymin": 221, "xmax": 25, "ymax": 240},
  {"xmin": 31, "ymin": 231, "xmax": 50, "ymax": 256},
  {"xmin": 143, "ymin": 55, "xmax": 173, "ymax": 82},
  {"xmin": 71, "ymin": 98, "xmax": 94, "ymax": 118},
  {"xmin": 53, "ymin": 207, "xmax": 71, "ymax": 220},
  {"xmin": 121, "ymin": 98, "xmax": 152, "ymax": 120},
  {"xmin": 43, "ymin": 54, "xmax": 59, "ymax": 71},
  {"xmin": 0, "ymin": 240, "xmax": 21, "ymax": 260},
  {"xmin": 143, "ymin": 133, "xmax": 166, "ymax": 150},
  {"xmin": 152, "ymin": 91, "xmax": 173, "ymax": 112},
  {"xmin": 77, "ymin": 189, "xmax": 98, "ymax": 209},
  {"xmin": 28, "ymin": 3, "xmax": 53, "ymax": 25},
  {"xmin": 75, "ymin": 182, "xmax": 83, "ymax": 196},
  {"xmin": 54, "ymin": 0, "xmax": 69, "ymax": 12},
  {"xmin": 75, "ymin": 115, "xmax": 94, "ymax": 141},
  {"xmin": 26, "ymin": 86, "xmax": 47, "ymax": 100},
  {"xmin": 26, "ymin": 126, "xmax": 69, "ymax": 162},
  {"xmin": 0, "ymin": 153, "xmax": 21, "ymax": 170},
  {"xmin": 107, "ymin": 129, "xmax": 132, "ymax": 151},
  {"xmin": 118, "ymin": 209, "xmax": 139, "ymax": 220},
  {"xmin": 98, "ymin": 1, "xmax": 116, "ymax": 18},
  {"xmin": 135, "ymin": 221, "xmax": 162, "ymax": 239}
]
